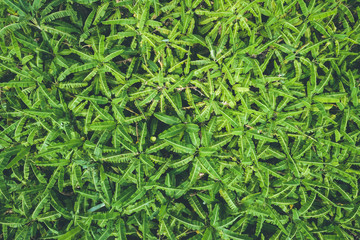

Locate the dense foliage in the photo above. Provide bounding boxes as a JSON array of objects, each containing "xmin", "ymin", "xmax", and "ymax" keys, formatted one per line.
[{"xmin": 1, "ymin": 0, "xmax": 360, "ymax": 239}]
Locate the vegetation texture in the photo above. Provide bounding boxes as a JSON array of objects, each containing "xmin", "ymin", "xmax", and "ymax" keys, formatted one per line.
[{"xmin": 1, "ymin": 0, "xmax": 360, "ymax": 239}]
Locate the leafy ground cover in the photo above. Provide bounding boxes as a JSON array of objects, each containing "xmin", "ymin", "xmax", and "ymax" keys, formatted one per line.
[{"xmin": 1, "ymin": 0, "xmax": 360, "ymax": 239}]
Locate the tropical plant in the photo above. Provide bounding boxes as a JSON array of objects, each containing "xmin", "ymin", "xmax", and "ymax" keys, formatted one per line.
[{"xmin": 0, "ymin": 0, "xmax": 360, "ymax": 239}]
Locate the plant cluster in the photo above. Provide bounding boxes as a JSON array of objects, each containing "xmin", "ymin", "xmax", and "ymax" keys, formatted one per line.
[{"xmin": 0, "ymin": 0, "xmax": 360, "ymax": 239}]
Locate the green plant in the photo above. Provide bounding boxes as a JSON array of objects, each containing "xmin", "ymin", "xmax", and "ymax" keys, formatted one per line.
[{"xmin": 0, "ymin": 0, "xmax": 360, "ymax": 239}]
